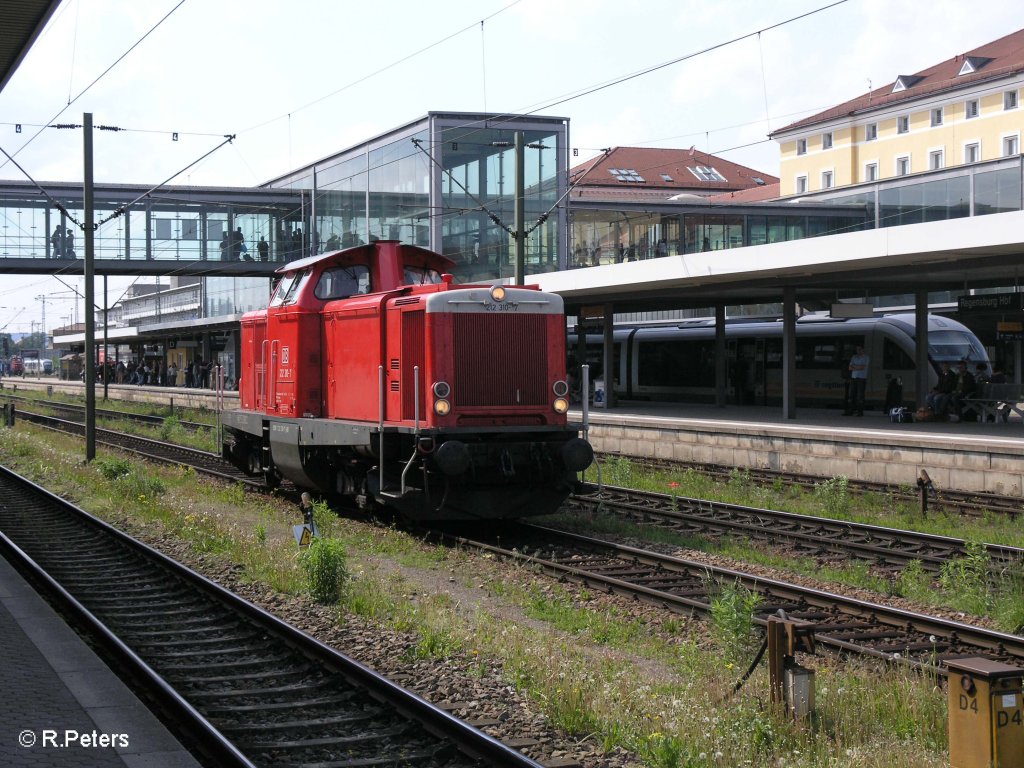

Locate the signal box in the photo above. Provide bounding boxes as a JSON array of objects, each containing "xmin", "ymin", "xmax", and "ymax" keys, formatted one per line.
[{"xmin": 947, "ymin": 657, "xmax": 1023, "ymax": 768}]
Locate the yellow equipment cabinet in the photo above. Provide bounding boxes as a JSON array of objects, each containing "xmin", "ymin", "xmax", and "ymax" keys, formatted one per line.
[{"xmin": 947, "ymin": 658, "xmax": 1023, "ymax": 768}]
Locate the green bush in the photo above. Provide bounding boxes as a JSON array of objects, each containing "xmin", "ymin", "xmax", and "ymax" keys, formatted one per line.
[
  {"xmin": 815, "ymin": 475, "xmax": 850, "ymax": 517},
  {"xmin": 301, "ymin": 537, "xmax": 350, "ymax": 603},
  {"xmin": 94, "ymin": 456, "xmax": 134, "ymax": 481},
  {"xmin": 708, "ymin": 580, "xmax": 762, "ymax": 665}
]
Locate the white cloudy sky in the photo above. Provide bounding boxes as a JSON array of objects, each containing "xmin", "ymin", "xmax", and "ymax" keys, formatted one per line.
[{"xmin": 0, "ymin": 0, "xmax": 1021, "ymax": 334}]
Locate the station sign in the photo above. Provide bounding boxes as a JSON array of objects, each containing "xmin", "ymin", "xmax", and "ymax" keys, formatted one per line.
[
  {"xmin": 957, "ymin": 292, "xmax": 1024, "ymax": 313},
  {"xmin": 997, "ymin": 321, "xmax": 1024, "ymax": 342}
]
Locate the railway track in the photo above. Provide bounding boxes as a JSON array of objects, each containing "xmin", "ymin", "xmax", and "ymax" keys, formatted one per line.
[
  {"xmin": 437, "ymin": 522, "xmax": 1024, "ymax": 675},
  {"xmin": 0, "ymin": 464, "xmax": 543, "ymax": 767},
  {"xmin": 608, "ymin": 455, "xmax": 1024, "ymax": 519},
  {"xmin": 2, "ymin": 393, "xmax": 213, "ymax": 433},
  {"xmin": 568, "ymin": 485, "xmax": 1024, "ymax": 576}
]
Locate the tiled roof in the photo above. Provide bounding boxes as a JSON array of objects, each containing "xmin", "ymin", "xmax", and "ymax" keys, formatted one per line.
[
  {"xmin": 772, "ymin": 28, "xmax": 1024, "ymax": 136},
  {"xmin": 568, "ymin": 146, "xmax": 777, "ymax": 199},
  {"xmin": 705, "ymin": 183, "xmax": 781, "ymax": 203}
]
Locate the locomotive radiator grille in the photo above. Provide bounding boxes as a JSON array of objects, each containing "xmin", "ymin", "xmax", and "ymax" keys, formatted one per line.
[{"xmin": 453, "ymin": 314, "xmax": 548, "ymax": 406}]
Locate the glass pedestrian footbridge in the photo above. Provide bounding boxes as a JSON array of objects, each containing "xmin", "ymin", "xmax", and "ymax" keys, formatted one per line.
[{"xmin": 0, "ymin": 180, "xmax": 306, "ymax": 275}]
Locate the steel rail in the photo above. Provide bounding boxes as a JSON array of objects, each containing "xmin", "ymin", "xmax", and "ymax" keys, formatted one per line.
[{"xmin": 573, "ymin": 485, "xmax": 1024, "ymax": 574}]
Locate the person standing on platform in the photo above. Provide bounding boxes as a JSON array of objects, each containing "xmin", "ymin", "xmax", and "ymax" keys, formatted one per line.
[
  {"xmin": 847, "ymin": 345, "xmax": 869, "ymax": 416},
  {"xmin": 257, "ymin": 236, "xmax": 269, "ymax": 262}
]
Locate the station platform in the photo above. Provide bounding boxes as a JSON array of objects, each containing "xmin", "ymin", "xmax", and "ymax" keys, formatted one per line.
[
  {"xmin": 578, "ymin": 401, "xmax": 1024, "ymax": 497},
  {"xmin": 0, "ymin": 553, "xmax": 203, "ymax": 767}
]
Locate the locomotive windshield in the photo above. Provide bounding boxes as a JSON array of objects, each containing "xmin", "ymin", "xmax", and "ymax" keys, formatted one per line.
[
  {"xmin": 269, "ymin": 269, "xmax": 311, "ymax": 306},
  {"xmin": 927, "ymin": 330, "xmax": 987, "ymax": 362},
  {"xmin": 403, "ymin": 266, "xmax": 443, "ymax": 285},
  {"xmin": 314, "ymin": 265, "xmax": 371, "ymax": 300}
]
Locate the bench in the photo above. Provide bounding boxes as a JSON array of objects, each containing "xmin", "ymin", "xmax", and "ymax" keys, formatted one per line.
[{"xmin": 961, "ymin": 382, "xmax": 1024, "ymax": 423}]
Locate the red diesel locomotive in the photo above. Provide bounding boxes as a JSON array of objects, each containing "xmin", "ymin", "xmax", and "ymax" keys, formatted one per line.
[{"xmin": 221, "ymin": 240, "xmax": 593, "ymax": 520}]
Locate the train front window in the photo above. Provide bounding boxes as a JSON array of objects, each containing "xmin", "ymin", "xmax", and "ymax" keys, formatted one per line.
[
  {"xmin": 928, "ymin": 330, "xmax": 986, "ymax": 362},
  {"xmin": 269, "ymin": 270, "xmax": 311, "ymax": 306},
  {"xmin": 315, "ymin": 265, "xmax": 371, "ymax": 300},
  {"xmin": 403, "ymin": 266, "xmax": 443, "ymax": 285}
]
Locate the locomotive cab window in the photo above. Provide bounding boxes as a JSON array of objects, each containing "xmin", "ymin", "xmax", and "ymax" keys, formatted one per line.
[
  {"xmin": 315, "ymin": 265, "xmax": 371, "ymax": 300},
  {"xmin": 270, "ymin": 269, "xmax": 311, "ymax": 306},
  {"xmin": 403, "ymin": 266, "xmax": 443, "ymax": 285}
]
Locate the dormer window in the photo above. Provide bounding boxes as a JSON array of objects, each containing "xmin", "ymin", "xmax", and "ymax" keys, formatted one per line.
[
  {"xmin": 958, "ymin": 56, "xmax": 991, "ymax": 76},
  {"xmin": 660, "ymin": 173, "xmax": 673, "ymax": 182},
  {"xmin": 892, "ymin": 75, "xmax": 923, "ymax": 93}
]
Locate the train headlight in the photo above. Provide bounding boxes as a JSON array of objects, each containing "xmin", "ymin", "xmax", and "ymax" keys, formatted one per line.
[
  {"xmin": 434, "ymin": 399, "xmax": 451, "ymax": 416},
  {"xmin": 553, "ymin": 397, "xmax": 569, "ymax": 414},
  {"xmin": 432, "ymin": 381, "xmax": 451, "ymax": 399},
  {"xmin": 490, "ymin": 285, "xmax": 506, "ymax": 302},
  {"xmin": 552, "ymin": 379, "xmax": 569, "ymax": 397}
]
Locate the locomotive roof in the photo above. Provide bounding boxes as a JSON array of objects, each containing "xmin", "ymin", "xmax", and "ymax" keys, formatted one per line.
[{"xmin": 277, "ymin": 241, "xmax": 455, "ymax": 274}]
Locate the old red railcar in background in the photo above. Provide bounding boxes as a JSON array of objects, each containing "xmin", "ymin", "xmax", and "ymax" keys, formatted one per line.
[{"xmin": 222, "ymin": 241, "xmax": 593, "ymax": 520}]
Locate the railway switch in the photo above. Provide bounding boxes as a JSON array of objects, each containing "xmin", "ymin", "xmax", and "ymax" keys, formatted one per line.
[
  {"xmin": 767, "ymin": 614, "xmax": 816, "ymax": 720},
  {"xmin": 946, "ymin": 657, "xmax": 1023, "ymax": 768}
]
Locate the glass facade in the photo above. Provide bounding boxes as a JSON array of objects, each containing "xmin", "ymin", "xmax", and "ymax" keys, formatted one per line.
[
  {"xmin": 266, "ymin": 113, "xmax": 570, "ymax": 282},
  {"xmin": 568, "ymin": 205, "xmax": 869, "ymax": 267}
]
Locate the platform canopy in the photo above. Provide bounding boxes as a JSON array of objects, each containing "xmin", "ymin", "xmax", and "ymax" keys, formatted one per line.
[{"xmin": 0, "ymin": 1, "xmax": 61, "ymax": 94}]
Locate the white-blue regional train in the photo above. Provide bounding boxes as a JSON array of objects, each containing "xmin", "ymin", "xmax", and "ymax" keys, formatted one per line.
[{"xmin": 571, "ymin": 313, "xmax": 989, "ymax": 410}]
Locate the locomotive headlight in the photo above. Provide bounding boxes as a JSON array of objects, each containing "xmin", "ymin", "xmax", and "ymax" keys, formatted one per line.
[
  {"xmin": 434, "ymin": 399, "xmax": 451, "ymax": 416},
  {"xmin": 490, "ymin": 285, "xmax": 506, "ymax": 302},
  {"xmin": 552, "ymin": 379, "xmax": 569, "ymax": 397},
  {"xmin": 553, "ymin": 397, "xmax": 569, "ymax": 414},
  {"xmin": 432, "ymin": 381, "xmax": 451, "ymax": 399}
]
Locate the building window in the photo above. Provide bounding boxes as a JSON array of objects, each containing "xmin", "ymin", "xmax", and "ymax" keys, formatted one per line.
[
  {"xmin": 931, "ymin": 107, "xmax": 943, "ymax": 126},
  {"xmin": 965, "ymin": 99, "xmax": 979, "ymax": 119},
  {"xmin": 1005, "ymin": 90, "xmax": 1019, "ymax": 110},
  {"xmin": 1005, "ymin": 135, "xmax": 1020, "ymax": 157},
  {"xmin": 688, "ymin": 166, "xmax": 727, "ymax": 182},
  {"xmin": 822, "ymin": 132, "xmax": 833, "ymax": 149},
  {"xmin": 608, "ymin": 168, "xmax": 646, "ymax": 183},
  {"xmin": 821, "ymin": 170, "xmax": 833, "ymax": 189},
  {"xmin": 660, "ymin": 173, "xmax": 673, "ymax": 182},
  {"xmin": 795, "ymin": 175, "xmax": 808, "ymax": 194},
  {"xmin": 965, "ymin": 142, "xmax": 980, "ymax": 163},
  {"xmin": 896, "ymin": 156, "xmax": 910, "ymax": 176},
  {"xmin": 929, "ymin": 150, "xmax": 944, "ymax": 170},
  {"xmin": 864, "ymin": 163, "xmax": 878, "ymax": 181},
  {"xmin": 865, "ymin": 123, "xmax": 877, "ymax": 141},
  {"xmin": 796, "ymin": 138, "xmax": 807, "ymax": 155},
  {"xmin": 897, "ymin": 115, "xmax": 910, "ymax": 134}
]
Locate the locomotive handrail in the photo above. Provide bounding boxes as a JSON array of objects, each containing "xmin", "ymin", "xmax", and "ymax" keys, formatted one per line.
[
  {"xmin": 259, "ymin": 338, "xmax": 269, "ymax": 410},
  {"xmin": 269, "ymin": 339, "xmax": 279, "ymax": 411},
  {"xmin": 399, "ymin": 366, "xmax": 421, "ymax": 496},
  {"xmin": 378, "ymin": 365, "xmax": 385, "ymax": 493}
]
